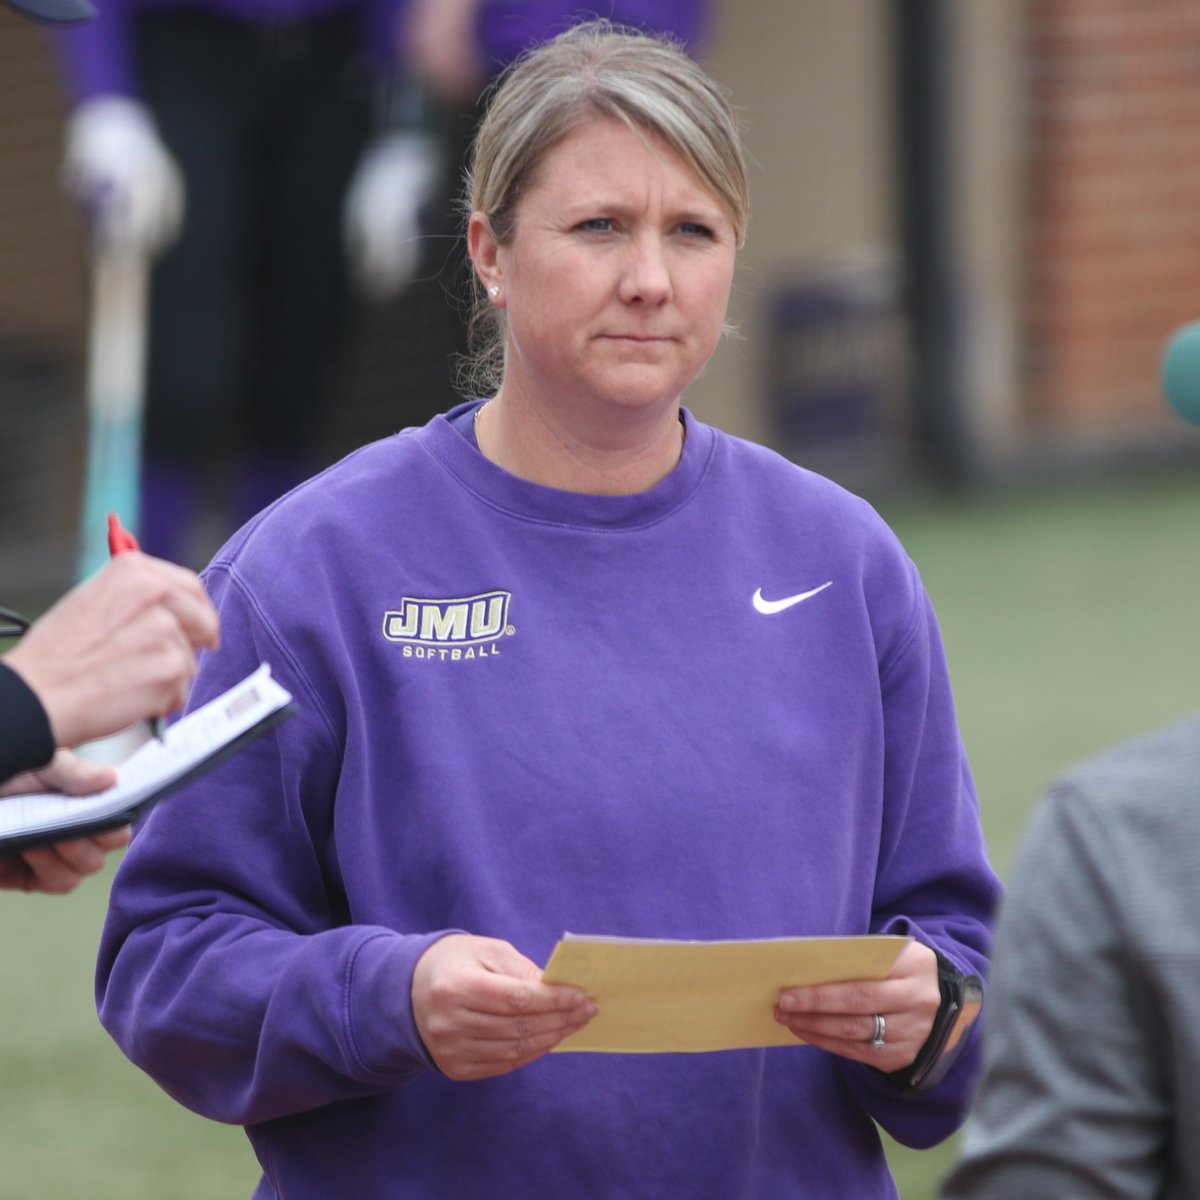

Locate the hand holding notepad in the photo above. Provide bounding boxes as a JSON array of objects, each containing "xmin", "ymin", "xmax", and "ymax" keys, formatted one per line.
[
  {"xmin": 542, "ymin": 932, "xmax": 910, "ymax": 1053},
  {"xmin": 0, "ymin": 664, "xmax": 294, "ymax": 854}
]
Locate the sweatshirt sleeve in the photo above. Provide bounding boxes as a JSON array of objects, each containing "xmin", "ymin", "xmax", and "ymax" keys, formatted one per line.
[
  {"xmin": 52, "ymin": 0, "xmax": 140, "ymax": 106},
  {"xmin": 839, "ymin": 567, "xmax": 1002, "ymax": 1147},
  {"xmin": 95, "ymin": 562, "xmax": 451, "ymax": 1126},
  {"xmin": 0, "ymin": 661, "xmax": 55, "ymax": 784}
]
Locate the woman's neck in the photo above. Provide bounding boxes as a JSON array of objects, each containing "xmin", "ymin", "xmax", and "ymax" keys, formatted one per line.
[{"xmin": 474, "ymin": 393, "xmax": 686, "ymax": 496}]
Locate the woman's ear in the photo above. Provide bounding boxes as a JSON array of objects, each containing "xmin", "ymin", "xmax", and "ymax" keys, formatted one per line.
[{"xmin": 467, "ymin": 211, "xmax": 501, "ymax": 296}]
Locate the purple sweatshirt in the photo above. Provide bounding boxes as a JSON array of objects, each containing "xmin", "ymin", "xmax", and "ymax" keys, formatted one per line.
[{"xmin": 96, "ymin": 404, "xmax": 1000, "ymax": 1199}]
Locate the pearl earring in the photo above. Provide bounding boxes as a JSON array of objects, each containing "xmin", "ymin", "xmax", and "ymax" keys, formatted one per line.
[{"xmin": 488, "ymin": 286, "xmax": 500, "ymax": 298}]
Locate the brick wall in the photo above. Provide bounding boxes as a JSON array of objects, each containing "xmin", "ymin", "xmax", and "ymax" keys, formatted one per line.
[{"xmin": 1024, "ymin": 0, "xmax": 1200, "ymax": 431}]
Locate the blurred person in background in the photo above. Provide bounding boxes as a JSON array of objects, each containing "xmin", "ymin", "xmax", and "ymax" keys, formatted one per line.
[
  {"xmin": 52, "ymin": 0, "xmax": 438, "ymax": 567},
  {"xmin": 0, "ymin": 0, "xmax": 221, "ymax": 895},
  {"xmin": 404, "ymin": 0, "xmax": 713, "ymax": 109},
  {"xmin": 940, "ymin": 720, "xmax": 1200, "ymax": 1196},
  {"xmin": 347, "ymin": 0, "xmax": 715, "ymax": 434},
  {"xmin": 94, "ymin": 22, "xmax": 999, "ymax": 1197}
]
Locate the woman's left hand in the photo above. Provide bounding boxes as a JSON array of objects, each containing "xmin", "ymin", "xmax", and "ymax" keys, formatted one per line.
[{"xmin": 774, "ymin": 940, "xmax": 940, "ymax": 1073}]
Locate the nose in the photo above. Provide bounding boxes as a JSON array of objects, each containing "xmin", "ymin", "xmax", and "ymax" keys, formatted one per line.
[{"xmin": 618, "ymin": 233, "xmax": 673, "ymax": 306}]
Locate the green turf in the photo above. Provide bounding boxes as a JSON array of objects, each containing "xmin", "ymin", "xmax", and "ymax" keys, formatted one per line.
[
  {"xmin": 881, "ymin": 468, "xmax": 1200, "ymax": 1197},
  {"xmin": 1, "ymin": 469, "xmax": 1197, "ymax": 1198}
]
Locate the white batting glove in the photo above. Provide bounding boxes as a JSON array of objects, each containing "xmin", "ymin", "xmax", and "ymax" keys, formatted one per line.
[
  {"xmin": 343, "ymin": 132, "xmax": 442, "ymax": 301},
  {"xmin": 62, "ymin": 96, "xmax": 185, "ymax": 255}
]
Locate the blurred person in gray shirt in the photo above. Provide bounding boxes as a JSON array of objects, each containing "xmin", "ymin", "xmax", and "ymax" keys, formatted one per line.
[{"xmin": 941, "ymin": 714, "xmax": 1200, "ymax": 1197}]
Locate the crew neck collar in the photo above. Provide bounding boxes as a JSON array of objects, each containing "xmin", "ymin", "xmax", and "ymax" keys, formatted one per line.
[{"xmin": 424, "ymin": 400, "xmax": 715, "ymax": 530}]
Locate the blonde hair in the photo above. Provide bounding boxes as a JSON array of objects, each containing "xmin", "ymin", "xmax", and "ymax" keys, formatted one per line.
[{"xmin": 459, "ymin": 18, "xmax": 748, "ymax": 396}]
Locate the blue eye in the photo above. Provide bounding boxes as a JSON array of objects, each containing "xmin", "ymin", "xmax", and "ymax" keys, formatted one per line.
[
  {"xmin": 680, "ymin": 223, "xmax": 715, "ymax": 239},
  {"xmin": 580, "ymin": 218, "xmax": 613, "ymax": 233}
]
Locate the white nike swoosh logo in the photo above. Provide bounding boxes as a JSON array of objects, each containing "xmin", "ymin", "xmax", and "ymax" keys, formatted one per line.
[{"xmin": 752, "ymin": 582, "xmax": 833, "ymax": 614}]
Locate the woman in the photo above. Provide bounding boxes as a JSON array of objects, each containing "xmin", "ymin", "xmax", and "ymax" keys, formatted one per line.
[{"xmin": 97, "ymin": 21, "xmax": 1000, "ymax": 1198}]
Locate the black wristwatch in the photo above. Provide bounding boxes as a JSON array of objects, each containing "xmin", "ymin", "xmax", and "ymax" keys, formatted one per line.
[{"xmin": 887, "ymin": 951, "xmax": 983, "ymax": 1093}]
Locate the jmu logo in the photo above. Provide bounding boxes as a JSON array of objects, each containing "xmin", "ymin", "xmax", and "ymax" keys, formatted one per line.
[{"xmin": 382, "ymin": 591, "xmax": 511, "ymax": 647}]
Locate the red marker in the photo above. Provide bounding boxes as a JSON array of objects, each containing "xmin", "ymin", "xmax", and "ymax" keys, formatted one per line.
[
  {"xmin": 107, "ymin": 512, "xmax": 165, "ymax": 742},
  {"xmin": 107, "ymin": 512, "xmax": 140, "ymax": 556}
]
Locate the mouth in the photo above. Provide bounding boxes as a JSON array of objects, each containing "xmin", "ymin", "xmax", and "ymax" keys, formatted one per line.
[{"xmin": 601, "ymin": 333, "xmax": 674, "ymax": 344}]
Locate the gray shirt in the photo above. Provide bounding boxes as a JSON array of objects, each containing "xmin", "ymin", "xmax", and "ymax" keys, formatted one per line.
[{"xmin": 941, "ymin": 715, "xmax": 1200, "ymax": 1199}]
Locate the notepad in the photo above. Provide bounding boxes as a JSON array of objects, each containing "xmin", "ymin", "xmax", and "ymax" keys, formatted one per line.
[
  {"xmin": 0, "ymin": 663, "xmax": 294, "ymax": 854},
  {"xmin": 542, "ymin": 931, "xmax": 910, "ymax": 1053}
]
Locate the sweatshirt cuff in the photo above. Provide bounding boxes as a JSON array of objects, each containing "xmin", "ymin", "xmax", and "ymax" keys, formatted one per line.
[{"xmin": 343, "ymin": 928, "xmax": 466, "ymax": 1079}]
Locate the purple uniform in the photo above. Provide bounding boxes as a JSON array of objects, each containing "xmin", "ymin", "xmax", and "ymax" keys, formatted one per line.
[
  {"xmin": 53, "ymin": 0, "xmax": 403, "ymax": 102},
  {"xmin": 97, "ymin": 404, "xmax": 1000, "ymax": 1198},
  {"xmin": 55, "ymin": 0, "xmax": 709, "ymax": 104}
]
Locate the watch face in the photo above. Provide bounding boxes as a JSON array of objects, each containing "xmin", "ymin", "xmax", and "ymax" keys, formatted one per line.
[
  {"xmin": 888, "ymin": 965, "xmax": 986, "ymax": 1093},
  {"xmin": 942, "ymin": 975, "xmax": 984, "ymax": 1057}
]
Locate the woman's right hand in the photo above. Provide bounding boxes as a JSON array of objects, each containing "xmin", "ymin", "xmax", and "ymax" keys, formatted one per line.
[{"xmin": 411, "ymin": 934, "xmax": 597, "ymax": 1081}]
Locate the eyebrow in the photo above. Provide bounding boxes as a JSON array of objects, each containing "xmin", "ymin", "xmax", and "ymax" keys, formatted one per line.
[{"xmin": 557, "ymin": 196, "xmax": 731, "ymax": 226}]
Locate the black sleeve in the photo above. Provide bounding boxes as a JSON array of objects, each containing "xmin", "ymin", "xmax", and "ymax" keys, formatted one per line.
[{"xmin": 0, "ymin": 660, "xmax": 55, "ymax": 783}]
